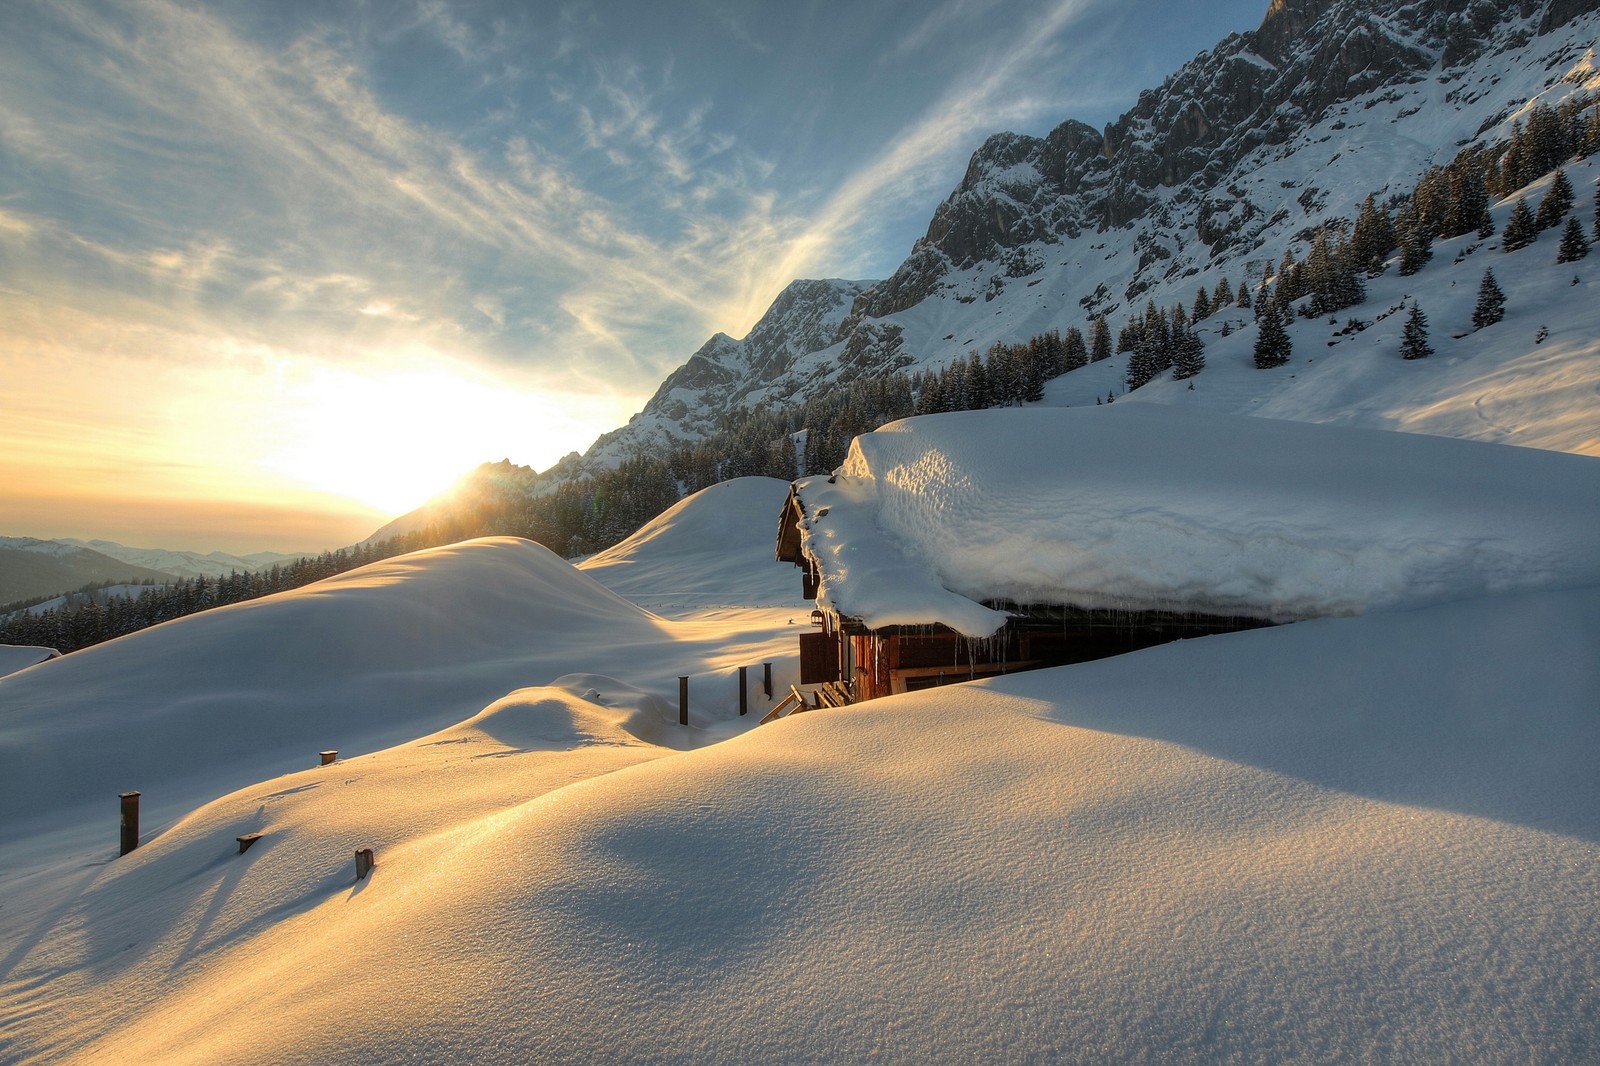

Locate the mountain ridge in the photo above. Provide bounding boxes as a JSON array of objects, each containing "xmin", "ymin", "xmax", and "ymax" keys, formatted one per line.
[{"xmin": 545, "ymin": 0, "xmax": 1598, "ymax": 474}]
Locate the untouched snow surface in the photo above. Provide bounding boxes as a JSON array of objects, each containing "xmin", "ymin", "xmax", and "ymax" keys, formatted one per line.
[
  {"xmin": 579, "ymin": 476, "xmax": 801, "ymax": 616},
  {"xmin": 2, "ymin": 428, "xmax": 1598, "ymax": 1063},
  {"xmin": 0, "ymin": 534, "xmax": 803, "ymax": 848},
  {"xmin": 799, "ymin": 404, "xmax": 1600, "ymax": 636}
]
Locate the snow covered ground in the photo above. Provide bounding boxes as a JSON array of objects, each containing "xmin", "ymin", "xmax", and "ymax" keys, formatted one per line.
[{"xmin": 2, "ymin": 443, "xmax": 1598, "ymax": 1062}]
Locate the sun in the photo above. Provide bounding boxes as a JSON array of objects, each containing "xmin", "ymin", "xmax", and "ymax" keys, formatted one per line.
[{"xmin": 259, "ymin": 359, "xmax": 569, "ymax": 517}]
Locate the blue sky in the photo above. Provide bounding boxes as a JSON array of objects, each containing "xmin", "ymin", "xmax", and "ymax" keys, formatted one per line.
[{"xmin": 0, "ymin": 0, "xmax": 1266, "ymax": 551}]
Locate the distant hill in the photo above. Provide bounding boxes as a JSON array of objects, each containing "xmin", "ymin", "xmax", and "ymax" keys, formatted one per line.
[
  {"xmin": 59, "ymin": 539, "xmax": 300, "ymax": 580},
  {"xmin": 0, "ymin": 539, "xmax": 176, "ymax": 605}
]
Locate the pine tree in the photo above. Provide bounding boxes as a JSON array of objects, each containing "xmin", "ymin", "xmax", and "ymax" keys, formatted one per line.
[
  {"xmin": 1351, "ymin": 193, "xmax": 1396, "ymax": 274},
  {"xmin": 1593, "ymin": 183, "xmax": 1599, "ymax": 243},
  {"xmin": 1213, "ymin": 275, "xmax": 1234, "ymax": 310},
  {"xmin": 1501, "ymin": 197, "xmax": 1537, "ymax": 251},
  {"xmin": 1253, "ymin": 301, "xmax": 1291, "ymax": 369},
  {"xmin": 1091, "ymin": 315, "xmax": 1112, "ymax": 362},
  {"xmin": 1396, "ymin": 208, "xmax": 1432, "ymax": 276},
  {"xmin": 1472, "ymin": 269, "xmax": 1505, "ymax": 329},
  {"xmin": 1557, "ymin": 215, "xmax": 1590, "ymax": 263},
  {"xmin": 1444, "ymin": 163, "xmax": 1491, "ymax": 239},
  {"xmin": 1192, "ymin": 285, "xmax": 1212, "ymax": 321},
  {"xmin": 1534, "ymin": 168, "xmax": 1574, "ymax": 230},
  {"xmin": 1399, "ymin": 303, "xmax": 1433, "ymax": 360},
  {"xmin": 1172, "ymin": 320, "xmax": 1206, "ymax": 380},
  {"xmin": 1063, "ymin": 326, "xmax": 1089, "ymax": 371}
]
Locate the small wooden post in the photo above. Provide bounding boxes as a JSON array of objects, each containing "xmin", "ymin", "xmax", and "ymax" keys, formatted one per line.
[
  {"xmin": 319, "ymin": 750, "xmax": 338, "ymax": 766},
  {"xmin": 678, "ymin": 676, "xmax": 689, "ymax": 726},
  {"xmin": 738, "ymin": 665, "xmax": 749, "ymax": 716},
  {"xmin": 763, "ymin": 662, "xmax": 773, "ymax": 699},
  {"xmin": 355, "ymin": 847, "xmax": 375, "ymax": 880},
  {"xmin": 119, "ymin": 791, "xmax": 140, "ymax": 856},
  {"xmin": 236, "ymin": 832, "xmax": 263, "ymax": 854}
]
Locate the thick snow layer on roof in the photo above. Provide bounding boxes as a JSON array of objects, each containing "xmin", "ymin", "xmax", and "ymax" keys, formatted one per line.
[
  {"xmin": 796, "ymin": 405, "xmax": 1600, "ymax": 636},
  {"xmin": 0, "ymin": 644, "xmax": 56, "ymax": 679}
]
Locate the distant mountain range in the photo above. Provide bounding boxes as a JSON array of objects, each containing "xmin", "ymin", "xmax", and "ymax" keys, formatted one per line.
[{"xmin": 0, "ymin": 536, "xmax": 299, "ymax": 606}]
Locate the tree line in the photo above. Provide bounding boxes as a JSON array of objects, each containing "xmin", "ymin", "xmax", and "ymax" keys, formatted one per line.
[{"xmin": 0, "ymin": 536, "xmax": 440, "ymax": 655}]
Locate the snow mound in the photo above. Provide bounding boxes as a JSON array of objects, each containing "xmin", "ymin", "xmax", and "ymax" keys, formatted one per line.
[
  {"xmin": 579, "ymin": 477, "xmax": 803, "ymax": 614},
  {"xmin": 801, "ymin": 405, "xmax": 1600, "ymax": 635},
  {"xmin": 0, "ymin": 537, "xmax": 769, "ymax": 843},
  {"xmin": 24, "ymin": 585, "xmax": 1597, "ymax": 1064}
]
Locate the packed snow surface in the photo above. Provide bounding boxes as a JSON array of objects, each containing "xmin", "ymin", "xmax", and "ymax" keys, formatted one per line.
[{"xmin": 797, "ymin": 404, "xmax": 1600, "ymax": 636}]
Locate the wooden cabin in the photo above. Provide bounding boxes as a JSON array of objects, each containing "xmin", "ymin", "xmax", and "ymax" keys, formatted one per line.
[{"xmin": 776, "ymin": 485, "xmax": 1267, "ymax": 702}]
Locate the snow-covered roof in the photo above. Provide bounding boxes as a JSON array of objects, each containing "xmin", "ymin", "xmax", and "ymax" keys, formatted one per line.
[
  {"xmin": 789, "ymin": 405, "xmax": 1600, "ymax": 637},
  {"xmin": 0, "ymin": 644, "xmax": 57, "ymax": 679}
]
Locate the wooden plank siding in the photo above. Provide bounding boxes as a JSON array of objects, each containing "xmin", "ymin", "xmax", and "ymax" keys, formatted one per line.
[{"xmin": 799, "ymin": 630, "xmax": 842, "ymax": 685}]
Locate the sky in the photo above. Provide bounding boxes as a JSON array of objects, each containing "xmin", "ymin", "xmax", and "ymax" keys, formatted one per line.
[{"xmin": 0, "ymin": 0, "xmax": 1267, "ymax": 553}]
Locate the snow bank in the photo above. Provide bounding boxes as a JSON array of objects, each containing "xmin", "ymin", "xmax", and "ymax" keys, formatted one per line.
[{"xmin": 800, "ymin": 405, "xmax": 1600, "ymax": 635}]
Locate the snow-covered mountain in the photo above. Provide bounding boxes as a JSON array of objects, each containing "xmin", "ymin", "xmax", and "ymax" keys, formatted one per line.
[
  {"xmin": 560, "ymin": 0, "xmax": 1600, "ymax": 469},
  {"xmin": 566, "ymin": 277, "xmax": 876, "ymax": 471}
]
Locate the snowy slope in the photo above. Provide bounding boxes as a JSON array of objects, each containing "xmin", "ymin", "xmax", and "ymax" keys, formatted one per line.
[
  {"xmin": 1040, "ymin": 159, "xmax": 1600, "ymax": 456},
  {"xmin": 578, "ymin": 476, "xmax": 803, "ymax": 615},
  {"xmin": 0, "ymin": 645, "xmax": 56, "ymax": 679},
  {"xmin": 0, "ymin": 535, "xmax": 803, "ymax": 847},
  {"xmin": 3, "ymin": 582, "xmax": 1595, "ymax": 1063}
]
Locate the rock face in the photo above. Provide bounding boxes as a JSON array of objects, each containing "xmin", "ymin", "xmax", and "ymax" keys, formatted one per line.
[
  {"xmin": 567, "ymin": 0, "xmax": 1599, "ymax": 469},
  {"xmin": 577, "ymin": 278, "xmax": 874, "ymax": 468},
  {"xmin": 869, "ymin": 0, "xmax": 1460, "ymax": 306}
]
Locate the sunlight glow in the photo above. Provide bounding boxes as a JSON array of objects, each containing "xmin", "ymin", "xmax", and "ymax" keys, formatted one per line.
[{"xmin": 258, "ymin": 356, "xmax": 574, "ymax": 515}]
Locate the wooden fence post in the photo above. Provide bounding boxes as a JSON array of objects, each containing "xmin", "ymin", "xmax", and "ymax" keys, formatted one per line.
[
  {"xmin": 738, "ymin": 665, "xmax": 748, "ymax": 716},
  {"xmin": 355, "ymin": 847, "xmax": 375, "ymax": 880},
  {"xmin": 119, "ymin": 791, "xmax": 140, "ymax": 856},
  {"xmin": 763, "ymin": 662, "xmax": 773, "ymax": 699},
  {"xmin": 319, "ymin": 750, "xmax": 338, "ymax": 765},
  {"xmin": 678, "ymin": 676, "xmax": 689, "ymax": 726}
]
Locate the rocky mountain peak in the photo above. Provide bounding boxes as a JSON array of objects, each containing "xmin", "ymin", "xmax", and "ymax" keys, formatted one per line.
[{"xmin": 1254, "ymin": 0, "xmax": 1337, "ymax": 65}]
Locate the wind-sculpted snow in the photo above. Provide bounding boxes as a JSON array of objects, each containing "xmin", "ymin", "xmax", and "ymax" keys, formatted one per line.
[
  {"xmin": 808, "ymin": 405, "xmax": 1600, "ymax": 634},
  {"xmin": 9, "ymin": 586, "xmax": 1597, "ymax": 1064},
  {"xmin": 579, "ymin": 477, "xmax": 803, "ymax": 615},
  {"xmin": 2, "ymin": 452, "xmax": 1598, "ymax": 1063},
  {"xmin": 0, "ymin": 536, "xmax": 802, "ymax": 843}
]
